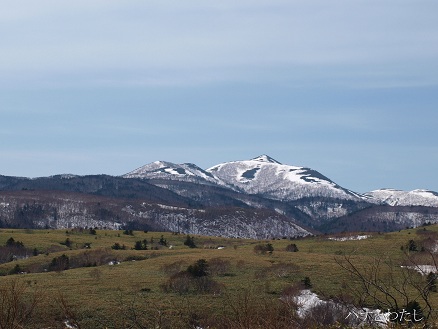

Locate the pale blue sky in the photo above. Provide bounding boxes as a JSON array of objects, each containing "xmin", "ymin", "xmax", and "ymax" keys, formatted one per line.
[{"xmin": 1, "ymin": 1, "xmax": 437, "ymax": 193}]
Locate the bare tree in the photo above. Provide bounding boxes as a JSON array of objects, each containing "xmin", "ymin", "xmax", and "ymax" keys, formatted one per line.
[
  {"xmin": 335, "ymin": 249, "xmax": 438, "ymax": 325},
  {"xmin": 0, "ymin": 279, "xmax": 39, "ymax": 329},
  {"xmin": 55, "ymin": 292, "xmax": 82, "ymax": 329}
]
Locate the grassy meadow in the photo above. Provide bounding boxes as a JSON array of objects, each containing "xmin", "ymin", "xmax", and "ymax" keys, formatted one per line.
[{"xmin": 1, "ymin": 226, "xmax": 438, "ymax": 328}]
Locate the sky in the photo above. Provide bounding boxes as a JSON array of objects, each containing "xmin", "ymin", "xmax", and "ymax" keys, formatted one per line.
[{"xmin": 1, "ymin": 0, "xmax": 438, "ymax": 193}]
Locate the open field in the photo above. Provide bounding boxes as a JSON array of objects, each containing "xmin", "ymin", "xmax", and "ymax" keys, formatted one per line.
[{"xmin": 1, "ymin": 226, "xmax": 438, "ymax": 328}]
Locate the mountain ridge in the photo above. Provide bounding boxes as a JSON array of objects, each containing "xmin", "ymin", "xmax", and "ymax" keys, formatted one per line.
[
  {"xmin": 1, "ymin": 155, "xmax": 438, "ymax": 237},
  {"xmin": 206, "ymin": 154, "xmax": 362, "ymax": 201}
]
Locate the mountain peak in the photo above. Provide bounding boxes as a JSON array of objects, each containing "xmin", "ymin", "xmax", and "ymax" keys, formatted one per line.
[
  {"xmin": 251, "ymin": 155, "xmax": 282, "ymax": 164},
  {"xmin": 123, "ymin": 160, "xmax": 220, "ymax": 184}
]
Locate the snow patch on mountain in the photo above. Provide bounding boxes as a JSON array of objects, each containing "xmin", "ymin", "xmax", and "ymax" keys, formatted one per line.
[
  {"xmin": 207, "ymin": 155, "xmax": 361, "ymax": 201},
  {"xmin": 365, "ymin": 188, "xmax": 438, "ymax": 207},
  {"xmin": 45, "ymin": 174, "xmax": 79, "ymax": 180},
  {"xmin": 251, "ymin": 154, "xmax": 282, "ymax": 164},
  {"xmin": 123, "ymin": 161, "xmax": 223, "ymax": 186}
]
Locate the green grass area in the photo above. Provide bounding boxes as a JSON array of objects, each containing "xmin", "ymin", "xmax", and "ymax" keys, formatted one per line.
[{"xmin": 1, "ymin": 226, "xmax": 438, "ymax": 328}]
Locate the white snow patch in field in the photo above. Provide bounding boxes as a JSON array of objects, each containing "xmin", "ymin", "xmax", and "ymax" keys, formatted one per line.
[
  {"xmin": 328, "ymin": 235, "xmax": 370, "ymax": 241},
  {"xmin": 64, "ymin": 320, "xmax": 78, "ymax": 329},
  {"xmin": 402, "ymin": 265, "xmax": 438, "ymax": 275},
  {"xmin": 293, "ymin": 289, "xmax": 324, "ymax": 317},
  {"xmin": 293, "ymin": 290, "xmax": 389, "ymax": 326}
]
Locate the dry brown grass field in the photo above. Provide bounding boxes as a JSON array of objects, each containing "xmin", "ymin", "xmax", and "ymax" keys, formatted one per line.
[{"xmin": 1, "ymin": 226, "xmax": 438, "ymax": 328}]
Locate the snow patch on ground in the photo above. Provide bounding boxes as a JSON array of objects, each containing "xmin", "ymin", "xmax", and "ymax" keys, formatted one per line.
[
  {"xmin": 328, "ymin": 235, "xmax": 370, "ymax": 241},
  {"xmin": 402, "ymin": 265, "xmax": 438, "ymax": 275},
  {"xmin": 293, "ymin": 289, "xmax": 323, "ymax": 317},
  {"xmin": 294, "ymin": 290, "xmax": 389, "ymax": 326},
  {"xmin": 156, "ymin": 204, "xmax": 188, "ymax": 211},
  {"xmin": 274, "ymin": 208, "xmax": 285, "ymax": 215},
  {"xmin": 64, "ymin": 320, "xmax": 78, "ymax": 329}
]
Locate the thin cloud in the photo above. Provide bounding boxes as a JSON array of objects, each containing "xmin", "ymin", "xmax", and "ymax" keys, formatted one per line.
[{"xmin": 1, "ymin": 1, "xmax": 437, "ymax": 87}]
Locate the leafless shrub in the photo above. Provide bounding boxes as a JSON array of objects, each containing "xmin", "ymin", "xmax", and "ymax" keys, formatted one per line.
[
  {"xmin": 161, "ymin": 259, "xmax": 224, "ymax": 295},
  {"xmin": 208, "ymin": 257, "xmax": 231, "ymax": 276},
  {"xmin": 160, "ymin": 260, "xmax": 186, "ymax": 276},
  {"xmin": 193, "ymin": 276, "xmax": 224, "ymax": 294},
  {"xmin": 253, "ymin": 243, "xmax": 274, "ymax": 255},
  {"xmin": 0, "ymin": 246, "xmax": 32, "ymax": 265},
  {"xmin": 0, "ymin": 279, "xmax": 39, "ymax": 329},
  {"xmin": 300, "ymin": 301, "xmax": 353, "ymax": 328},
  {"xmin": 216, "ymin": 287, "xmax": 300, "ymax": 329},
  {"xmin": 161, "ymin": 271, "xmax": 223, "ymax": 295},
  {"xmin": 255, "ymin": 262, "xmax": 299, "ymax": 280},
  {"xmin": 44, "ymin": 244, "xmax": 65, "ymax": 254},
  {"xmin": 280, "ymin": 283, "xmax": 301, "ymax": 308},
  {"xmin": 55, "ymin": 292, "xmax": 82, "ymax": 329},
  {"xmin": 402, "ymin": 251, "xmax": 437, "ymax": 267},
  {"xmin": 271, "ymin": 262, "xmax": 300, "ymax": 278},
  {"xmin": 285, "ymin": 243, "xmax": 299, "ymax": 252},
  {"xmin": 69, "ymin": 249, "xmax": 116, "ymax": 268},
  {"xmin": 336, "ymin": 250, "xmax": 438, "ymax": 325},
  {"xmin": 96, "ymin": 291, "xmax": 188, "ymax": 329},
  {"xmin": 420, "ymin": 235, "xmax": 438, "ymax": 253},
  {"xmin": 161, "ymin": 271, "xmax": 192, "ymax": 294}
]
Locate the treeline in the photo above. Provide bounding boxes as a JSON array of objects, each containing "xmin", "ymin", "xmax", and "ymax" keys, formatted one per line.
[
  {"xmin": 0, "ymin": 237, "xmax": 35, "ymax": 265},
  {"xmin": 320, "ymin": 205, "xmax": 438, "ymax": 233}
]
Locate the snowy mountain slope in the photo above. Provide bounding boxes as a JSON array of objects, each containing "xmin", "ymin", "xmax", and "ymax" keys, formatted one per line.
[
  {"xmin": 0, "ymin": 190, "xmax": 312, "ymax": 239},
  {"xmin": 207, "ymin": 155, "xmax": 362, "ymax": 201},
  {"xmin": 365, "ymin": 188, "xmax": 438, "ymax": 207},
  {"xmin": 2, "ymin": 154, "xmax": 438, "ymax": 234},
  {"xmin": 320, "ymin": 204, "xmax": 438, "ymax": 233},
  {"xmin": 123, "ymin": 161, "xmax": 224, "ymax": 186}
]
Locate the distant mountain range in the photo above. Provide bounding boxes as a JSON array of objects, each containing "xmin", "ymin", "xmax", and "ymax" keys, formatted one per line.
[
  {"xmin": 124, "ymin": 155, "xmax": 363, "ymax": 200},
  {"xmin": 1, "ymin": 155, "xmax": 437, "ymax": 238},
  {"xmin": 364, "ymin": 188, "xmax": 438, "ymax": 207}
]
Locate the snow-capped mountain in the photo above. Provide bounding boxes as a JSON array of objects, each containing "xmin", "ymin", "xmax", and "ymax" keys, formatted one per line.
[
  {"xmin": 365, "ymin": 188, "xmax": 438, "ymax": 207},
  {"xmin": 2, "ymin": 155, "xmax": 438, "ymax": 235},
  {"xmin": 123, "ymin": 161, "xmax": 221, "ymax": 186},
  {"xmin": 207, "ymin": 155, "xmax": 361, "ymax": 201}
]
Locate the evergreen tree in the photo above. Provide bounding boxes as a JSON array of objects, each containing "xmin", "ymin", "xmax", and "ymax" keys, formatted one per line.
[
  {"xmin": 184, "ymin": 235, "xmax": 197, "ymax": 248},
  {"xmin": 49, "ymin": 254, "xmax": 70, "ymax": 271},
  {"xmin": 187, "ymin": 259, "xmax": 209, "ymax": 277},
  {"xmin": 9, "ymin": 264, "xmax": 22, "ymax": 275},
  {"xmin": 407, "ymin": 239, "xmax": 417, "ymax": 252},
  {"xmin": 302, "ymin": 276, "xmax": 312, "ymax": 289},
  {"xmin": 5, "ymin": 237, "xmax": 24, "ymax": 248},
  {"xmin": 159, "ymin": 235, "xmax": 168, "ymax": 247},
  {"xmin": 134, "ymin": 239, "xmax": 148, "ymax": 250}
]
